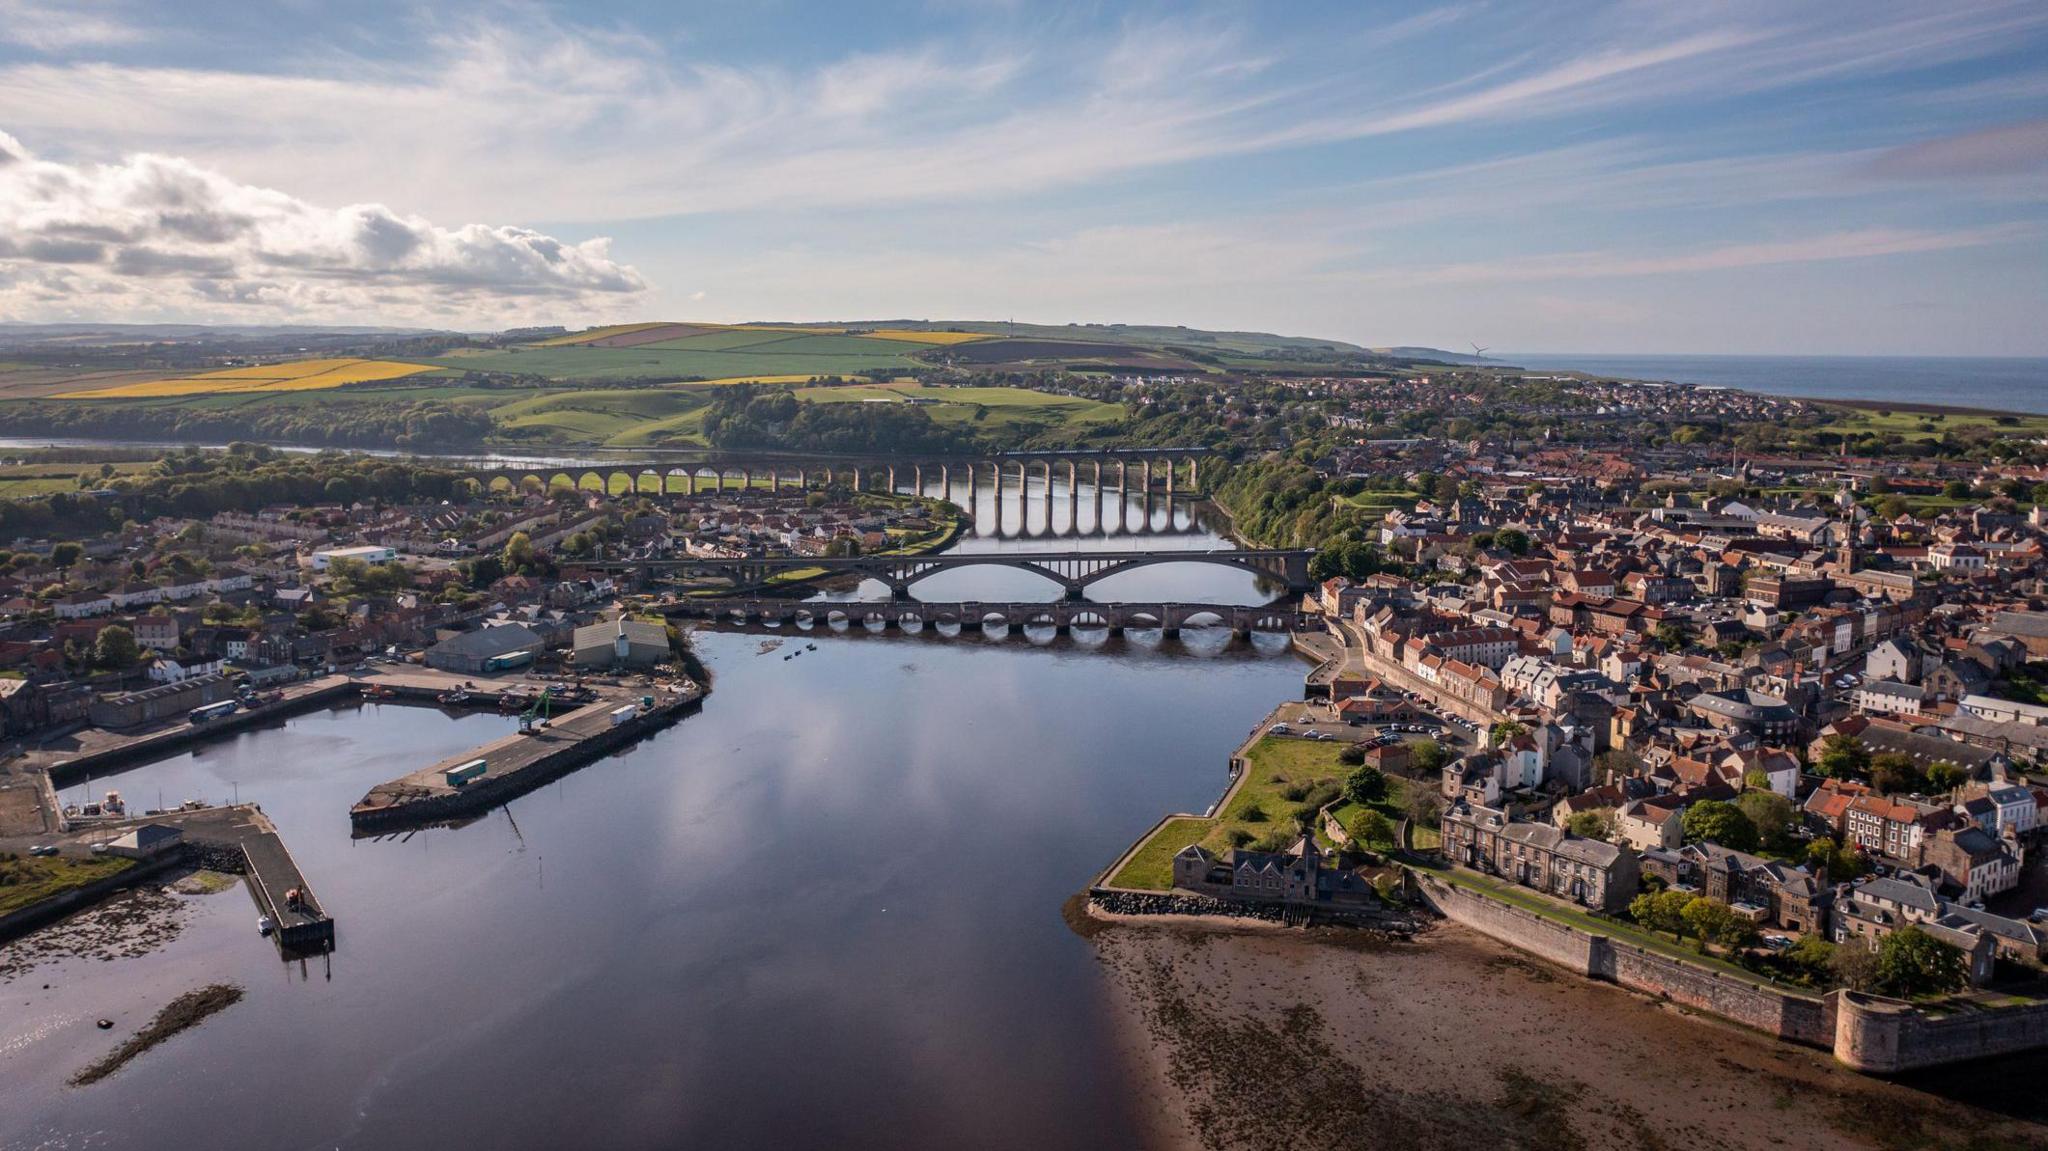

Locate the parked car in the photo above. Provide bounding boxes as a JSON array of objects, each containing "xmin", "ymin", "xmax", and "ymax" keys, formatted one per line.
[{"xmin": 28, "ymin": 844, "xmax": 58, "ymax": 857}]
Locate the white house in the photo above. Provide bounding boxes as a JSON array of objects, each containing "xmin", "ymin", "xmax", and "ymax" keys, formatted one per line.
[{"xmin": 147, "ymin": 656, "xmax": 226, "ymax": 683}]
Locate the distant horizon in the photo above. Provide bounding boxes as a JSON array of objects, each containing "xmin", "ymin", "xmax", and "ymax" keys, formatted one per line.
[{"xmin": 3, "ymin": 2, "xmax": 2046, "ymax": 352}]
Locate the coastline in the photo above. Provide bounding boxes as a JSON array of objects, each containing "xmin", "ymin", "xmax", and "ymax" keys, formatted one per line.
[{"xmin": 1089, "ymin": 919, "xmax": 2048, "ymax": 1151}]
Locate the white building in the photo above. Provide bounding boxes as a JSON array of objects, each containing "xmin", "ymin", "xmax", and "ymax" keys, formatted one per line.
[{"xmin": 311, "ymin": 545, "xmax": 397, "ymax": 570}]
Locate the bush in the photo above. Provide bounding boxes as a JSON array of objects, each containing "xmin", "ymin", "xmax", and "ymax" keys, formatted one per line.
[
  {"xmin": 1240, "ymin": 803, "xmax": 1268, "ymax": 823},
  {"xmin": 1338, "ymin": 744, "xmax": 1367, "ymax": 767}
]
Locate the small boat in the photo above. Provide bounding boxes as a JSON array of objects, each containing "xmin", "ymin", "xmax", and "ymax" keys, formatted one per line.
[{"xmin": 257, "ymin": 915, "xmax": 275, "ymax": 937}]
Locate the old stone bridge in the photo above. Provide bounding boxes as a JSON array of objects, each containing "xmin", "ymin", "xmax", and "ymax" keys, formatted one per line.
[
  {"xmin": 664, "ymin": 598, "xmax": 1308, "ymax": 638},
  {"xmin": 460, "ymin": 447, "xmax": 1213, "ymax": 501},
  {"xmin": 591, "ymin": 547, "xmax": 1314, "ymax": 599}
]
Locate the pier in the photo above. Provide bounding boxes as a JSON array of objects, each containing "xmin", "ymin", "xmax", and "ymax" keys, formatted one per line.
[{"xmin": 349, "ymin": 678, "xmax": 703, "ymax": 834}]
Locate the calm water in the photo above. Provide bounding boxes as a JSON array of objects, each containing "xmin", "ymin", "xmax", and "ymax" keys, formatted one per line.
[
  {"xmin": 1, "ymin": 631, "xmax": 1300, "ymax": 1149},
  {"xmin": 1505, "ymin": 353, "xmax": 2048, "ymax": 416}
]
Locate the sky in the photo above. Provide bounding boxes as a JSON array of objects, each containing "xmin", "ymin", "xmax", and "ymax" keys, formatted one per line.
[{"xmin": 1, "ymin": 0, "xmax": 2046, "ymax": 355}]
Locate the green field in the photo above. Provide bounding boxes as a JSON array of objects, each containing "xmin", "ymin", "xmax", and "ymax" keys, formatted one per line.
[
  {"xmin": 1108, "ymin": 737, "xmax": 1350, "ymax": 890},
  {"xmin": 1817, "ymin": 406, "xmax": 2048, "ymax": 437},
  {"xmin": 424, "ymin": 338, "xmax": 920, "ymax": 383},
  {"xmin": 793, "ymin": 381, "xmax": 1124, "ymax": 433},
  {"xmin": 0, "ymin": 460, "xmax": 157, "ymax": 497}
]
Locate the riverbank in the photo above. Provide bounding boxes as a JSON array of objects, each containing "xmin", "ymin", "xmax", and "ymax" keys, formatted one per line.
[{"xmin": 1092, "ymin": 920, "xmax": 2048, "ymax": 1151}]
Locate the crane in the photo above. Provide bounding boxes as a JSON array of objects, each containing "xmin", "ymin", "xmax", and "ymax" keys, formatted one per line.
[{"xmin": 518, "ymin": 686, "xmax": 553, "ymax": 733}]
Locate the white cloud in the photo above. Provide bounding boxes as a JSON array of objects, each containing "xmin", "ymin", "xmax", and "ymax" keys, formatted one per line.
[
  {"xmin": 2, "ymin": 5, "xmax": 2036, "ymax": 228},
  {"xmin": 0, "ymin": 0, "xmax": 140, "ymax": 51},
  {"xmin": 0, "ymin": 130, "xmax": 646, "ymax": 325}
]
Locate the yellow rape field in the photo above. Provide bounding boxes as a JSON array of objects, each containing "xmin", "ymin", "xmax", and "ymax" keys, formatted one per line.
[
  {"xmin": 55, "ymin": 358, "xmax": 434, "ymax": 398},
  {"xmin": 859, "ymin": 329, "xmax": 992, "ymax": 345}
]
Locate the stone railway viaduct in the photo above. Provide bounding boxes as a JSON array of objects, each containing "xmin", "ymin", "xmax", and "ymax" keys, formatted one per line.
[{"xmin": 459, "ymin": 448, "xmax": 1213, "ymax": 505}]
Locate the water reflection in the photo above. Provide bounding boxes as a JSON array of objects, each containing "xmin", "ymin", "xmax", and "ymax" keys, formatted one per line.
[{"xmin": 1, "ymin": 632, "xmax": 1303, "ymax": 1150}]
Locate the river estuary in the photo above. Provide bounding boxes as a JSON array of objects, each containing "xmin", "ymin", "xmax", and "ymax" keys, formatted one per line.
[{"xmin": 1, "ymin": 482, "xmax": 1301, "ymax": 1149}]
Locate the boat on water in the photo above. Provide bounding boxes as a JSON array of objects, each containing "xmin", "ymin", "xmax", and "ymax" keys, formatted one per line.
[{"xmin": 437, "ymin": 690, "xmax": 471, "ymax": 705}]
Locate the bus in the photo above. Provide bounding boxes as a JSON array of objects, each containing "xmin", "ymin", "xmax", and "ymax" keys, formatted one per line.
[{"xmin": 189, "ymin": 700, "xmax": 239, "ymax": 724}]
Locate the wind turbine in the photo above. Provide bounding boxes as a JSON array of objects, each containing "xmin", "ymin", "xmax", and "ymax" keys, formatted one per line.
[{"xmin": 1470, "ymin": 343, "xmax": 1490, "ymax": 359}]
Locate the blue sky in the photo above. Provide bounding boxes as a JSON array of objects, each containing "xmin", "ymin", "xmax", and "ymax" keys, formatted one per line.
[{"xmin": 1, "ymin": 1, "xmax": 2045, "ymax": 354}]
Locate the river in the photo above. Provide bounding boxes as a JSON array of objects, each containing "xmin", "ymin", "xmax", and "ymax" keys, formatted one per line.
[{"xmin": 0, "ymin": 490, "xmax": 1300, "ymax": 1149}]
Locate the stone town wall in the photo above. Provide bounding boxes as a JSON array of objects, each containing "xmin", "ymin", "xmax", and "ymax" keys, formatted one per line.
[
  {"xmin": 1416, "ymin": 874, "xmax": 1597, "ymax": 975},
  {"xmin": 1602, "ymin": 943, "xmax": 1834, "ymax": 1046},
  {"xmin": 1833, "ymin": 991, "xmax": 2048, "ymax": 1073},
  {"xmin": 1419, "ymin": 872, "xmax": 2048, "ymax": 1070}
]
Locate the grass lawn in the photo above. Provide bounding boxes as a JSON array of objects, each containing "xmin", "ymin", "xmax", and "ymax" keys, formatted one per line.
[
  {"xmin": 1108, "ymin": 736, "xmax": 1351, "ymax": 890},
  {"xmin": 0, "ymin": 854, "xmax": 134, "ymax": 916}
]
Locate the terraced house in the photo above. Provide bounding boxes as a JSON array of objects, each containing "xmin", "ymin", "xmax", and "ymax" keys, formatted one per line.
[{"xmin": 1439, "ymin": 798, "xmax": 1640, "ymax": 912}]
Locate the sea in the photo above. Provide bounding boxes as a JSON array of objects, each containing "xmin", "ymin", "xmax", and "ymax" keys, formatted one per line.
[{"xmin": 1502, "ymin": 354, "xmax": 2048, "ymax": 416}]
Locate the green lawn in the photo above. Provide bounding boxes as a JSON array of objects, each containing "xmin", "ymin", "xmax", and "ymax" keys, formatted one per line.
[
  {"xmin": 1819, "ymin": 406, "xmax": 2048, "ymax": 436},
  {"xmin": 1108, "ymin": 736, "xmax": 1351, "ymax": 890},
  {"xmin": 0, "ymin": 854, "xmax": 134, "ymax": 916}
]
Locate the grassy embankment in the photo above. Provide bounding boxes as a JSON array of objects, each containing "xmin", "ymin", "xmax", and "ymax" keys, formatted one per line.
[
  {"xmin": 1109, "ymin": 737, "xmax": 1351, "ymax": 891},
  {"xmin": 0, "ymin": 853, "xmax": 135, "ymax": 916}
]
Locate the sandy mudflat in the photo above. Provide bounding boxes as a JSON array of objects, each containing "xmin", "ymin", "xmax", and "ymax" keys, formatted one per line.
[{"xmin": 1092, "ymin": 919, "xmax": 2048, "ymax": 1151}]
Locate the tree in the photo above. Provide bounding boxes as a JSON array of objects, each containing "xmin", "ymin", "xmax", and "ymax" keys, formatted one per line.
[
  {"xmin": 1736, "ymin": 790, "xmax": 1796, "ymax": 853},
  {"xmin": 1828, "ymin": 943, "xmax": 1882, "ymax": 991},
  {"xmin": 50, "ymin": 541, "xmax": 83, "ymax": 568},
  {"xmin": 1787, "ymin": 934, "xmax": 1836, "ymax": 979},
  {"xmin": 502, "ymin": 531, "xmax": 535, "ymax": 574},
  {"xmin": 1410, "ymin": 739, "xmax": 1449, "ymax": 775},
  {"xmin": 1653, "ymin": 621, "xmax": 1690, "ymax": 651},
  {"xmin": 1343, "ymin": 764, "xmax": 1388, "ymax": 806},
  {"xmin": 1630, "ymin": 888, "xmax": 1695, "ymax": 937},
  {"xmin": 1682, "ymin": 799, "xmax": 1759, "ymax": 852},
  {"xmin": 1876, "ymin": 927, "xmax": 1968, "ymax": 997},
  {"xmin": 92, "ymin": 624, "xmax": 139, "ymax": 669},
  {"xmin": 1402, "ymin": 784, "xmax": 1441, "ymax": 831},
  {"xmin": 1870, "ymin": 751, "xmax": 1924, "ymax": 796},
  {"xmin": 1494, "ymin": 528, "xmax": 1531, "ymax": 556},
  {"xmin": 1925, "ymin": 761, "xmax": 1970, "ymax": 793},
  {"xmin": 1682, "ymin": 897, "xmax": 1758, "ymax": 952},
  {"xmin": 1567, "ymin": 809, "xmax": 1616, "ymax": 842},
  {"xmin": 1816, "ymin": 734, "xmax": 1871, "ymax": 779},
  {"xmin": 1347, "ymin": 809, "xmax": 1396, "ymax": 850}
]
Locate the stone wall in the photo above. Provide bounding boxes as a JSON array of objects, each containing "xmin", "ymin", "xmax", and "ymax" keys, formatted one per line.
[
  {"xmin": 1603, "ymin": 943, "xmax": 1834, "ymax": 1046},
  {"xmin": 1419, "ymin": 872, "xmax": 2048, "ymax": 1071},
  {"xmin": 1416, "ymin": 874, "xmax": 1597, "ymax": 976},
  {"xmin": 1834, "ymin": 991, "xmax": 2048, "ymax": 1073}
]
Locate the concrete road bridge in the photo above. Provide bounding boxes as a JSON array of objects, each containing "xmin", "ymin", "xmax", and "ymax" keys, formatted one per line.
[
  {"xmin": 593, "ymin": 547, "xmax": 1314, "ymax": 599},
  {"xmin": 665, "ymin": 598, "xmax": 1308, "ymax": 638},
  {"xmin": 461, "ymin": 449, "xmax": 1215, "ymax": 502}
]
